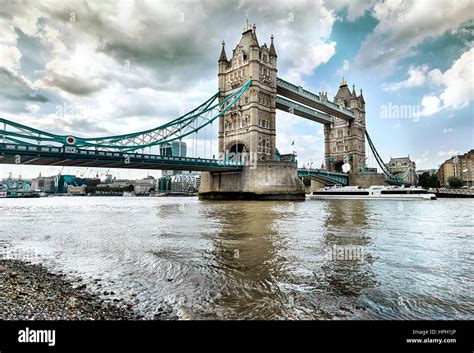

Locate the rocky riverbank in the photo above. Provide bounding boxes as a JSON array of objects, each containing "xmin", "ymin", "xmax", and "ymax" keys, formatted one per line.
[{"xmin": 0, "ymin": 259, "xmax": 156, "ymax": 320}]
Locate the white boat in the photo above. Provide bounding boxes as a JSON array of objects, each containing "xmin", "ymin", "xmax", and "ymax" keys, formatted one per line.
[
  {"xmin": 123, "ymin": 191, "xmax": 136, "ymax": 197},
  {"xmin": 307, "ymin": 185, "xmax": 436, "ymax": 200}
]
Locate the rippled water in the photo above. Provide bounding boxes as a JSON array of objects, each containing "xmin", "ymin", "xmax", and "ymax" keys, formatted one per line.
[{"xmin": 0, "ymin": 196, "xmax": 473, "ymax": 320}]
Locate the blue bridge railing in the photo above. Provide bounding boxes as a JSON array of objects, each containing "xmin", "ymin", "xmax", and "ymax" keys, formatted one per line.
[{"xmin": 297, "ymin": 168, "xmax": 349, "ymax": 186}]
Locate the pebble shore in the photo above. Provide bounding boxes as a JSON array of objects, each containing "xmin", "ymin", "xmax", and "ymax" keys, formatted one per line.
[{"xmin": 0, "ymin": 259, "xmax": 155, "ymax": 320}]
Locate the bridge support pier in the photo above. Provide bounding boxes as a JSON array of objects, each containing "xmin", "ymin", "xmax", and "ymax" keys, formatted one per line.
[
  {"xmin": 348, "ymin": 173, "xmax": 387, "ymax": 188},
  {"xmin": 198, "ymin": 161, "xmax": 305, "ymax": 200}
]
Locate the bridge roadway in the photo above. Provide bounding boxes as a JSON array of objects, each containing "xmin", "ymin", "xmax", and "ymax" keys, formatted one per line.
[
  {"xmin": 0, "ymin": 143, "xmax": 350, "ymax": 185},
  {"xmin": 276, "ymin": 96, "xmax": 334, "ymax": 125},
  {"xmin": 0, "ymin": 143, "xmax": 243, "ymax": 172},
  {"xmin": 276, "ymin": 77, "xmax": 355, "ymax": 121},
  {"xmin": 297, "ymin": 168, "xmax": 349, "ymax": 185}
]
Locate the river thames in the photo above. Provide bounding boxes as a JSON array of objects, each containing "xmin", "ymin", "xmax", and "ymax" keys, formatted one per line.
[{"xmin": 0, "ymin": 197, "xmax": 472, "ymax": 320}]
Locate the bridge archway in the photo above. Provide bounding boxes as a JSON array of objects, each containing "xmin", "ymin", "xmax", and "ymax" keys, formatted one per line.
[
  {"xmin": 334, "ymin": 161, "xmax": 344, "ymax": 173},
  {"xmin": 226, "ymin": 142, "xmax": 248, "ymax": 162}
]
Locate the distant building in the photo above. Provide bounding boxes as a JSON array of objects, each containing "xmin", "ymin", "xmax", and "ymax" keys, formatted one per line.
[
  {"xmin": 458, "ymin": 149, "xmax": 474, "ymax": 186},
  {"xmin": 95, "ymin": 176, "xmax": 157, "ymax": 194},
  {"xmin": 1, "ymin": 174, "xmax": 32, "ymax": 191},
  {"xmin": 438, "ymin": 149, "xmax": 474, "ymax": 187},
  {"xmin": 386, "ymin": 156, "xmax": 417, "ymax": 184},
  {"xmin": 31, "ymin": 174, "xmax": 56, "ymax": 193},
  {"xmin": 133, "ymin": 176, "xmax": 156, "ymax": 195},
  {"xmin": 438, "ymin": 159, "xmax": 456, "ymax": 187},
  {"xmin": 160, "ymin": 141, "xmax": 187, "ymax": 158},
  {"xmin": 99, "ymin": 178, "xmax": 133, "ymax": 188},
  {"xmin": 160, "ymin": 141, "xmax": 191, "ymax": 177},
  {"xmin": 67, "ymin": 185, "xmax": 87, "ymax": 195},
  {"xmin": 31, "ymin": 173, "xmax": 99, "ymax": 194},
  {"xmin": 158, "ymin": 172, "xmax": 201, "ymax": 193}
]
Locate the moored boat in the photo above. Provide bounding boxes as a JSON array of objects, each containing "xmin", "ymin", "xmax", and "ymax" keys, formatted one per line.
[{"xmin": 307, "ymin": 185, "xmax": 436, "ymax": 200}]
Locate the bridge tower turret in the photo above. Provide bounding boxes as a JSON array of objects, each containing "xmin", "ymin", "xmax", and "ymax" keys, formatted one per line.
[
  {"xmin": 324, "ymin": 79, "xmax": 366, "ymax": 173},
  {"xmin": 217, "ymin": 22, "xmax": 277, "ymax": 162},
  {"xmin": 199, "ymin": 23, "xmax": 303, "ymax": 200}
]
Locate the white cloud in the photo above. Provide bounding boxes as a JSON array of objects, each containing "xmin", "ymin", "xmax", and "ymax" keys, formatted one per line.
[
  {"xmin": 442, "ymin": 128, "xmax": 453, "ymax": 133},
  {"xmin": 0, "ymin": 22, "xmax": 18, "ymax": 45},
  {"xmin": 433, "ymin": 48, "xmax": 474, "ymax": 110},
  {"xmin": 383, "ymin": 65, "xmax": 428, "ymax": 91},
  {"xmin": 416, "ymin": 48, "xmax": 474, "ymax": 116},
  {"xmin": 286, "ymin": 41, "xmax": 337, "ymax": 85},
  {"xmin": 438, "ymin": 149, "xmax": 461, "ymax": 157},
  {"xmin": 416, "ymin": 95, "xmax": 441, "ymax": 117},
  {"xmin": 0, "ymin": 22, "xmax": 22, "ymax": 73},
  {"xmin": 25, "ymin": 103, "xmax": 40, "ymax": 113},
  {"xmin": 325, "ymin": 0, "xmax": 376, "ymax": 21},
  {"xmin": 0, "ymin": 44, "xmax": 22, "ymax": 72},
  {"xmin": 355, "ymin": 0, "xmax": 474, "ymax": 73},
  {"xmin": 415, "ymin": 150, "xmax": 431, "ymax": 168}
]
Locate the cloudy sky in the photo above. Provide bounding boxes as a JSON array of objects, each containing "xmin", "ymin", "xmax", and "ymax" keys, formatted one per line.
[{"xmin": 0, "ymin": 0, "xmax": 473, "ymax": 179}]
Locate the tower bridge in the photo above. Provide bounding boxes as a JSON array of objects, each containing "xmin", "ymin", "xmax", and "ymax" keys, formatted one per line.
[{"xmin": 0, "ymin": 23, "xmax": 409, "ymax": 200}]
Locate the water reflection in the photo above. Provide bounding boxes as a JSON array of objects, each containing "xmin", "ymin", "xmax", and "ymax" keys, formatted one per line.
[
  {"xmin": 314, "ymin": 200, "xmax": 377, "ymax": 316},
  {"xmin": 192, "ymin": 200, "xmax": 378, "ymax": 319},
  {"xmin": 199, "ymin": 201, "xmax": 289, "ymax": 319}
]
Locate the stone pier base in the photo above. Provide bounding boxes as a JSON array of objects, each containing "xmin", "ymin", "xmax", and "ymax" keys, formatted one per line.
[
  {"xmin": 349, "ymin": 173, "xmax": 387, "ymax": 188},
  {"xmin": 307, "ymin": 179, "xmax": 328, "ymax": 193},
  {"xmin": 198, "ymin": 161, "xmax": 305, "ymax": 200}
]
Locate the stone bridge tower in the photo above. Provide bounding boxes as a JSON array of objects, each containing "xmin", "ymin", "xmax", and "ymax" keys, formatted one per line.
[
  {"xmin": 324, "ymin": 79, "xmax": 366, "ymax": 173},
  {"xmin": 199, "ymin": 23, "xmax": 304, "ymax": 200},
  {"xmin": 217, "ymin": 22, "xmax": 277, "ymax": 162}
]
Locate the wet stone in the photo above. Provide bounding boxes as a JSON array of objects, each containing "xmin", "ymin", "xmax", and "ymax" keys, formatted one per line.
[{"xmin": 0, "ymin": 259, "xmax": 167, "ymax": 321}]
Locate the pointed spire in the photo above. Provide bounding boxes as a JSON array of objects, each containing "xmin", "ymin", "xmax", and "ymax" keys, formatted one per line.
[
  {"xmin": 251, "ymin": 24, "xmax": 259, "ymax": 47},
  {"xmin": 244, "ymin": 19, "xmax": 252, "ymax": 32},
  {"xmin": 351, "ymin": 84, "xmax": 357, "ymax": 98},
  {"xmin": 218, "ymin": 40, "xmax": 227, "ymax": 62},
  {"xmin": 269, "ymin": 34, "xmax": 277, "ymax": 57},
  {"xmin": 359, "ymin": 88, "xmax": 365, "ymax": 103}
]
